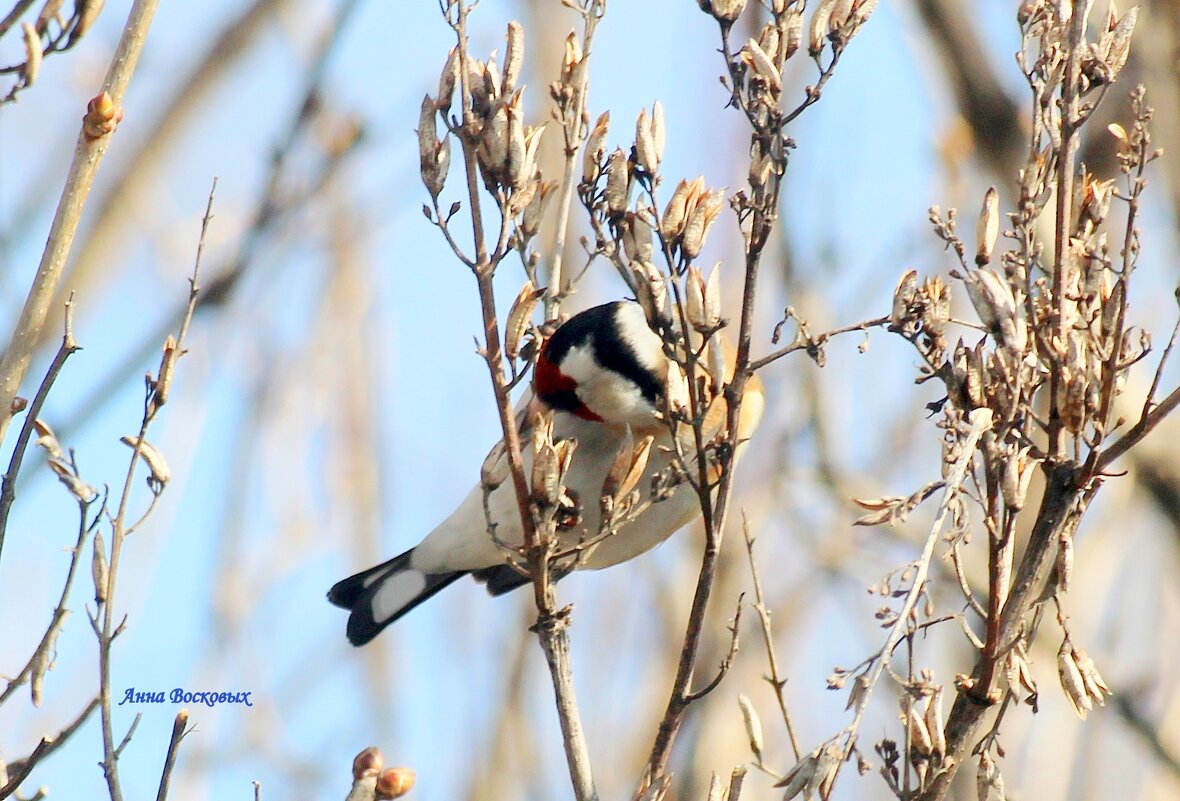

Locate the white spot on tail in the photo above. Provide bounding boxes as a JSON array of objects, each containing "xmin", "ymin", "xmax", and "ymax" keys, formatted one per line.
[{"xmin": 371, "ymin": 570, "xmax": 428, "ymax": 623}]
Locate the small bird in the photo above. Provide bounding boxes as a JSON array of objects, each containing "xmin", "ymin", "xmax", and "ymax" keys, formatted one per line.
[{"xmin": 328, "ymin": 300, "xmax": 763, "ymax": 645}]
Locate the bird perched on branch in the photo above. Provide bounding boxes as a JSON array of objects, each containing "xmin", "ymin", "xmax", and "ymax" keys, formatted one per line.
[{"xmin": 328, "ymin": 300, "xmax": 763, "ymax": 645}]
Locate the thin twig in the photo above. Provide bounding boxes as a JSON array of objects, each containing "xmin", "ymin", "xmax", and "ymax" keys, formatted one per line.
[
  {"xmin": 0, "ymin": 297, "xmax": 80, "ymax": 570},
  {"xmin": 546, "ymin": 0, "xmax": 605, "ymax": 320},
  {"xmin": 154, "ymin": 711, "xmax": 191, "ymax": 801},
  {"xmin": 683, "ymin": 595, "xmax": 743, "ymax": 703},
  {"xmin": 0, "ymin": 697, "xmax": 100, "ymax": 800},
  {"xmin": 725, "ymin": 765, "xmax": 747, "ymax": 801},
  {"xmin": 1046, "ymin": 0, "xmax": 1091, "ymax": 459},
  {"xmin": 748, "ymin": 316, "xmax": 890, "ymax": 373},
  {"xmin": 831, "ymin": 410, "xmax": 993, "ymax": 790},
  {"xmin": 446, "ymin": 3, "xmax": 597, "ymax": 798},
  {"xmin": 0, "ymin": 479, "xmax": 92, "ymax": 706},
  {"xmin": 113, "ymin": 714, "xmax": 143, "ymax": 759},
  {"xmin": 1095, "ymin": 385, "xmax": 1180, "ymax": 471},
  {"xmin": 96, "ymin": 180, "xmax": 213, "ymax": 801},
  {"xmin": 0, "ymin": 0, "xmax": 162, "ymax": 447},
  {"xmin": 742, "ymin": 519, "xmax": 802, "ymax": 761},
  {"xmin": 45, "ymin": 0, "xmax": 363, "ymax": 447}
]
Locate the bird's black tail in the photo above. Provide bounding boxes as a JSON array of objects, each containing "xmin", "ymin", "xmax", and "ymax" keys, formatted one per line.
[{"xmin": 327, "ymin": 549, "xmax": 467, "ymax": 646}]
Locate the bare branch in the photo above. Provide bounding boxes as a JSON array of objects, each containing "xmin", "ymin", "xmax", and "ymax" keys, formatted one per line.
[{"xmin": 0, "ymin": 0, "xmax": 162, "ymax": 447}]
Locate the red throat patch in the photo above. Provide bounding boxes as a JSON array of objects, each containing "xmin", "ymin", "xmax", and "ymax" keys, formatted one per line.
[{"xmin": 534, "ymin": 351, "xmax": 603, "ymax": 421}]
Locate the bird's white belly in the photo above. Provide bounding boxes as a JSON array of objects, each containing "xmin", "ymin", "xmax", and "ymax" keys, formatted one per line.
[{"xmin": 411, "ymin": 414, "xmax": 698, "ymax": 573}]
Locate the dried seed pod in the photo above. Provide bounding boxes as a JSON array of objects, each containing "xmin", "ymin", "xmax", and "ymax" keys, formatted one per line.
[
  {"xmin": 852, "ymin": 0, "xmax": 879, "ymax": 24},
  {"xmin": 505, "ymin": 281, "xmax": 544, "ymax": 360},
  {"xmin": 583, "ymin": 111, "xmax": 610, "ymax": 184},
  {"xmin": 681, "ymin": 188, "xmax": 725, "ymax": 260},
  {"xmin": 703, "ymin": 262, "xmax": 722, "ymax": 329},
  {"xmin": 149, "ymin": 335, "xmax": 180, "ymax": 417},
  {"xmin": 1058, "ymin": 637, "xmax": 1093, "ymax": 719},
  {"xmin": 685, "ymin": 267, "xmax": 707, "ymax": 332},
  {"xmin": 813, "ymin": 742, "xmax": 842, "ymax": 798},
  {"xmin": 48, "ymin": 459, "xmax": 96, "ymax": 502},
  {"xmin": 1103, "ymin": 7, "xmax": 1137, "ymax": 82},
  {"xmin": 431, "ymin": 137, "xmax": 451, "ymax": 200},
  {"xmin": 649, "ymin": 101, "xmax": 666, "ymax": 164},
  {"xmin": 35, "ymin": 0, "xmax": 65, "ymax": 35},
  {"xmin": 963, "ymin": 269, "xmax": 1026, "ymax": 353},
  {"xmin": 634, "ymin": 261, "xmax": 669, "ymax": 323},
  {"xmin": 635, "ymin": 108, "xmax": 659, "ymax": 173},
  {"xmin": 975, "ymin": 186, "xmax": 999, "ymax": 266},
  {"xmin": 782, "ymin": 5, "xmax": 804, "ymax": 60},
  {"xmin": 925, "ymin": 687, "xmax": 946, "ymax": 757},
  {"xmin": 521, "ymin": 179, "xmax": 555, "ymax": 240},
  {"xmin": 33, "ymin": 418, "xmax": 65, "ymax": 461},
  {"xmin": 560, "ymin": 31, "xmax": 583, "ymax": 86},
  {"xmin": 480, "ymin": 104, "xmax": 510, "ymax": 179},
  {"xmin": 829, "ymin": 0, "xmax": 856, "ymax": 29},
  {"xmin": 22, "ymin": 22, "xmax": 42, "ymax": 88},
  {"xmin": 664, "ymin": 360, "xmax": 691, "ymax": 416},
  {"xmin": 554, "ymin": 437, "xmax": 577, "ymax": 479},
  {"xmin": 1062, "ymin": 372, "xmax": 1087, "ymax": 434},
  {"xmin": 505, "ymin": 94, "xmax": 528, "ymax": 189},
  {"xmin": 845, "ymin": 673, "xmax": 870, "ymax": 710},
  {"xmin": 748, "ymin": 144, "xmax": 774, "ymax": 190},
  {"xmin": 706, "ymin": 333, "xmax": 726, "ymax": 395},
  {"xmin": 502, "ymin": 21, "xmax": 524, "ymax": 95},
  {"xmin": 711, "ymin": 0, "xmax": 747, "ymax": 23},
  {"xmin": 604, "ymin": 148, "xmax": 631, "ymax": 216},
  {"xmin": 976, "ymin": 752, "xmax": 1005, "ymax": 801},
  {"xmin": 69, "ymin": 0, "xmax": 104, "ymax": 46},
  {"xmin": 660, "ymin": 178, "xmax": 695, "ymax": 241},
  {"xmin": 743, "ymin": 38, "xmax": 781, "ymax": 93},
  {"xmin": 889, "ymin": 269, "xmax": 918, "ymax": 332},
  {"xmin": 776, "ymin": 746, "xmax": 820, "ymax": 797},
  {"xmin": 418, "ymin": 95, "xmax": 445, "ymax": 198},
  {"xmin": 963, "ymin": 343, "xmax": 985, "ymax": 409},
  {"xmin": 602, "ymin": 429, "xmax": 640, "ymax": 501},
  {"xmin": 92, "ymin": 529, "xmax": 109, "ymax": 605},
  {"xmin": 1001, "ymin": 447, "xmax": 1035, "ymax": 510},
  {"xmin": 737, "ymin": 694, "xmax": 764, "ymax": 761},
  {"xmin": 483, "ymin": 59, "xmax": 502, "ymax": 102},
  {"xmin": 120, "ymin": 435, "xmax": 171, "ymax": 490},
  {"xmin": 481, "ymin": 440, "xmax": 510, "ymax": 489},
  {"xmin": 904, "ymin": 700, "xmax": 933, "ymax": 756},
  {"xmin": 531, "ymin": 439, "xmax": 561, "ymax": 507},
  {"xmin": 1056, "ymin": 532, "xmax": 1074, "ymax": 593},
  {"xmin": 1073, "ymin": 647, "xmax": 1111, "ymax": 707},
  {"xmin": 465, "ymin": 59, "xmax": 492, "ymax": 119},
  {"xmin": 757, "ymin": 22, "xmax": 780, "ymax": 66},
  {"xmin": 621, "ymin": 212, "xmax": 654, "ymax": 263},
  {"xmin": 1017, "ymin": 0, "xmax": 1039, "ymax": 25},
  {"xmin": 516, "ymin": 123, "xmax": 546, "ymax": 193},
  {"xmin": 1004, "ymin": 641, "xmax": 1038, "ymax": 702},
  {"xmin": 922, "ymin": 275, "xmax": 951, "ymax": 339},
  {"xmin": 438, "ymin": 47, "xmax": 460, "ymax": 114},
  {"xmin": 808, "ymin": 0, "xmax": 836, "ymax": 56},
  {"xmin": 30, "ymin": 641, "xmax": 48, "ymax": 706}
]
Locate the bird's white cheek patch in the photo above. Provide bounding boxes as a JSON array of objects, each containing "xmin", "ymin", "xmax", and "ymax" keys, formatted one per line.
[
  {"xmin": 560, "ymin": 342, "xmax": 658, "ymax": 426},
  {"xmin": 371, "ymin": 571, "xmax": 427, "ymax": 622},
  {"xmin": 558, "ymin": 345, "xmax": 600, "ymax": 389}
]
